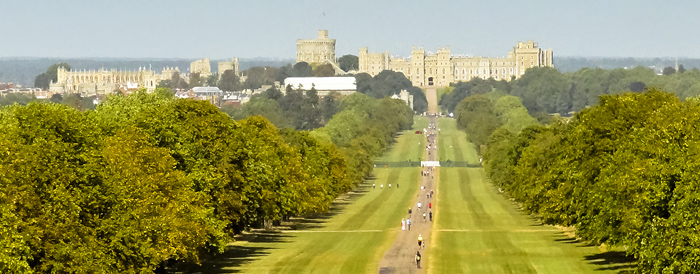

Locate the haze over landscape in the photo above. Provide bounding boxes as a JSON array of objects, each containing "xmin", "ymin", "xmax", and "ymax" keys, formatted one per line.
[{"xmin": 1, "ymin": 0, "xmax": 697, "ymax": 58}]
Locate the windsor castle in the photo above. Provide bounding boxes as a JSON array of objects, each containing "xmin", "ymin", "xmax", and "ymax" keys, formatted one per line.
[{"xmin": 297, "ymin": 30, "xmax": 554, "ymax": 87}]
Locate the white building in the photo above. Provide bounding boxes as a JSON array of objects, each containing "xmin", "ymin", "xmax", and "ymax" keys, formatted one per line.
[
  {"xmin": 283, "ymin": 77, "xmax": 356, "ymax": 96},
  {"xmin": 391, "ymin": 89, "xmax": 413, "ymax": 109}
]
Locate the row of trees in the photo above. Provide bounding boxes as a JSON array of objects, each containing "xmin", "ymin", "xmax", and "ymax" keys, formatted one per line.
[
  {"xmin": 0, "ymin": 88, "xmax": 412, "ymax": 273},
  {"xmin": 223, "ymin": 69, "xmax": 424, "ymax": 131},
  {"xmin": 223, "ymin": 86, "xmax": 340, "ymax": 130},
  {"xmin": 454, "ymin": 90, "xmax": 539, "ymax": 148},
  {"xmin": 0, "ymin": 92, "xmax": 97, "ymax": 111},
  {"xmin": 355, "ymin": 70, "xmax": 428, "ymax": 113},
  {"xmin": 480, "ymin": 89, "xmax": 700, "ymax": 273},
  {"xmin": 313, "ymin": 93, "xmax": 414, "ymax": 184},
  {"xmin": 440, "ymin": 66, "xmax": 700, "ymax": 116}
]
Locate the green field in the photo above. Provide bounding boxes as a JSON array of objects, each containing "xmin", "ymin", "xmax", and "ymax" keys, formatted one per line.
[
  {"xmin": 185, "ymin": 116, "xmax": 635, "ymax": 273},
  {"xmin": 429, "ymin": 118, "xmax": 635, "ymax": 273},
  {"xmin": 185, "ymin": 117, "xmax": 427, "ymax": 273},
  {"xmin": 376, "ymin": 116, "xmax": 428, "ymax": 162},
  {"xmin": 437, "ymin": 117, "xmax": 478, "ymax": 164}
]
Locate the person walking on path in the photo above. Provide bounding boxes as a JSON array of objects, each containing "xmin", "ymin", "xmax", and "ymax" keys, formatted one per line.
[
  {"xmin": 416, "ymin": 251, "xmax": 422, "ymax": 269},
  {"xmin": 423, "ymin": 212, "xmax": 426, "ymax": 222},
  {"xmin": 407, "ymin": 218, "xmax": 411, "ymax": 230},
  {"xmin": 401, "ymin": 218, "xmax": 406, "ymax": 231},
  {"xmin": 417, "ymin": 202, "xmax": 422, "ymax": 211},
  {"xmin": 429, "ymin": 202, "xmax": 432, "ymax": 209},
  {"xmin": 418, "ymin": 234, "xmax": 423, "ymax": 248},
  {"xmin": 408, "ymin": 208, "xmax": 412, "ymax": 218},
  {"xmin": 429, "ymin": 211, "xmax": 433, "ymax": 222}
]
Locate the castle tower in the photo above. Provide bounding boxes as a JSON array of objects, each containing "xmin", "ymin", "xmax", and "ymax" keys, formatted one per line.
[
  {"xmin": 411, "ymin": 46, "xmax": 426, "ymax": 86},
  {"xmin": 436, "ymin": 47, "xmax": 453, "ymax": 86},
  {"xmin": 190, "ymin": 58, "xmax": 212, "ymax": 78},
  {"xmin": 218, "ymin": 58, "xmax": 240, "ymax": 77},
  {"xmin": 296, "ymin": 30, "xmax": 336, "ymax": 64},
  {"xmin": 359, "ymin": 47, "xmax": 369, "ymax": 73}
]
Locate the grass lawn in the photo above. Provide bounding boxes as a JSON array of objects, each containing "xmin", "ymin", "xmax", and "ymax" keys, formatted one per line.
[
  {"xmin": 183, "ymin": 117, "xmax": 427, "ymax": 273},
  {"xmin": 429, "ymin": 118, "xmax": 635, "ymax": 273},
  {"xmin": 376, "ymin": 115, "xmax": 428, "ymax": 162},
  {"xmin": 436, "ymin": 117, "xmax": 478, "ymax": 164}
]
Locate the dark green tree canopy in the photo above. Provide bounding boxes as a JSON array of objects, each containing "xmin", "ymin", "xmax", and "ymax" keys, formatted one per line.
[
  {"xmin": 338, "ymin": 54, "xmax": 359, "ymax": 72},
  {"xmin": 34, "ymin": 62, "xmax": 71, "ymax": 89}
]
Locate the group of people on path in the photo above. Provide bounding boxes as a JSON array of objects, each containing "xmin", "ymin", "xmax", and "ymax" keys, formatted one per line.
[
  {"xmin": 412, "ymin": 120, "xmax": 439, "ymax": 269},
  {"xmin": 373, "ymin": 183, "xmax": 398, "ymax": 189}
]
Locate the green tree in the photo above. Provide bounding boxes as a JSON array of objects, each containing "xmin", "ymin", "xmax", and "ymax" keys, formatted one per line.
[
  {"xmin": 34, "ymin": 62, "xmax": 71, "ymax": 89},
  {"xmin": 313, "ymin": 64, "xmax": 336, "ymax": 77},
  {"xmin": 61, "ymin": 93, "xmax": 83, "ymax": 110},
  {"xmin": 206, "ymin": 73, "xmax": 218, "ymax": 86},
  {"xmin": 455, "ymin": 94, "xmax": 502, "ymax": 147},
  {"xmin": 629, "ymin": 81, "xmax": 646, "ymax": 92},
  {"xmin": 338, "ymin": 55, "xmax": 359, "ymax": 72},
  {"xmin": 227, "ymin": 96, "xmax": 291, "ymax": 128},
  {"xmin": 50, "ymin": 93, "xmax": 63, "ymax": 104},
  {"xmin": 218, "ymin": 69, "xmax": 240, "ymax": 92},
  {"xmin": 170, "ymin": 71, "xmax": 188, "ymax": 90},
  {"xmin": 511, "ymin": 67, "xmax": 571, "ymax": 113},
  {"xmin": 0, "ymin": 93, "xmax": 35, "ymax": 106},
  {"xmin": 242, "ymin": 67, "xmax": 279, "ymax": 90},
  {"xmin": 663, "ymin": 66, "xmax": 676, "ymax": 75},
  {"xmin": 292, "ymin": 62, "xmax": 313, "ymax": 77},
  {"xmin": 189, "ymin": 72, "xmax": 203, "ymax": 87}
]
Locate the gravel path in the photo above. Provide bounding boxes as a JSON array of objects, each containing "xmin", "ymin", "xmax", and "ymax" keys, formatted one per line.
[{"xmin": 378, "ymin": 88, "xmax": 439, "ymax": 273}]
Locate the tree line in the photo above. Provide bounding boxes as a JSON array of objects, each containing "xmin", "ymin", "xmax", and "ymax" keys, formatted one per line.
[
  {"xmin": 223, "ymin": 85, "xmax": 339, "ymax": 131},
  {"xmin": 221, "ymin": 69, "xmax": 426, "ymax": 131},
  {"xmin": 440, "ymin": 66, "xmax": 700, "ymax": 117},
  {"xmin": 469, "ymin": 88, "xmax": 700, "ymax": 273},
  {"xmin": 0, "ymin": 88, "xmax": 412, "ymax": 273}
]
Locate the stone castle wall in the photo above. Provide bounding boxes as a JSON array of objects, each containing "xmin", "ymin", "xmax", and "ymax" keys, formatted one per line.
[
  {"xmin": 297, "ymin": 30, "xmax": 336, "ymax": 64},
  {"xmin": 359, "ymin": 40, "xmax": 554, "ymax": 86}
]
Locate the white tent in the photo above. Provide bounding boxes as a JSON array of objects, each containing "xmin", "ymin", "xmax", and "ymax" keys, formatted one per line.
[{"xmin": 283, "ymin": 77, "xmax": 356, "ymax": 96}]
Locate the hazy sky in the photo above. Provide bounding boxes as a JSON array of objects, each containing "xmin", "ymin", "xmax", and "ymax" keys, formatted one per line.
[{"xmin": 1, "ymin": 0, "xmax": 697, "ymax": 59}]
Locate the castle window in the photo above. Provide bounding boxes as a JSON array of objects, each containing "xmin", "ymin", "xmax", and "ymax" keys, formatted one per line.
[{"xmin": 510, "ymin": 68, "xmax": 513, "ymax": 73}]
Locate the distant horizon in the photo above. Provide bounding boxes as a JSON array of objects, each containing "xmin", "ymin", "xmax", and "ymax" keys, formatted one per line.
[{"xmin": 1, "ymin": 55, "xmax": 699, "ymax": 60}]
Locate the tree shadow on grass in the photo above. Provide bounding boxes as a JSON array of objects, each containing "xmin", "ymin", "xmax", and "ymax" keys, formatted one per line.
[
  {"xmin": 172, "ymin": 181, "xmax": 378, "ymax": 273},
  {"xmin": 288, "ymin": 182, "xmax": 373, "ymax": 230},
  {"xmin": 550, "ymin": 232, "xmax": 637, "ymax": 273},
  {"xmin": 584, "ymin": 251, "xmax": 636, "ymax": 273},
  {"xmin": 171, "ymin": 231, "xmax": 290, "ymax": 273}
]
